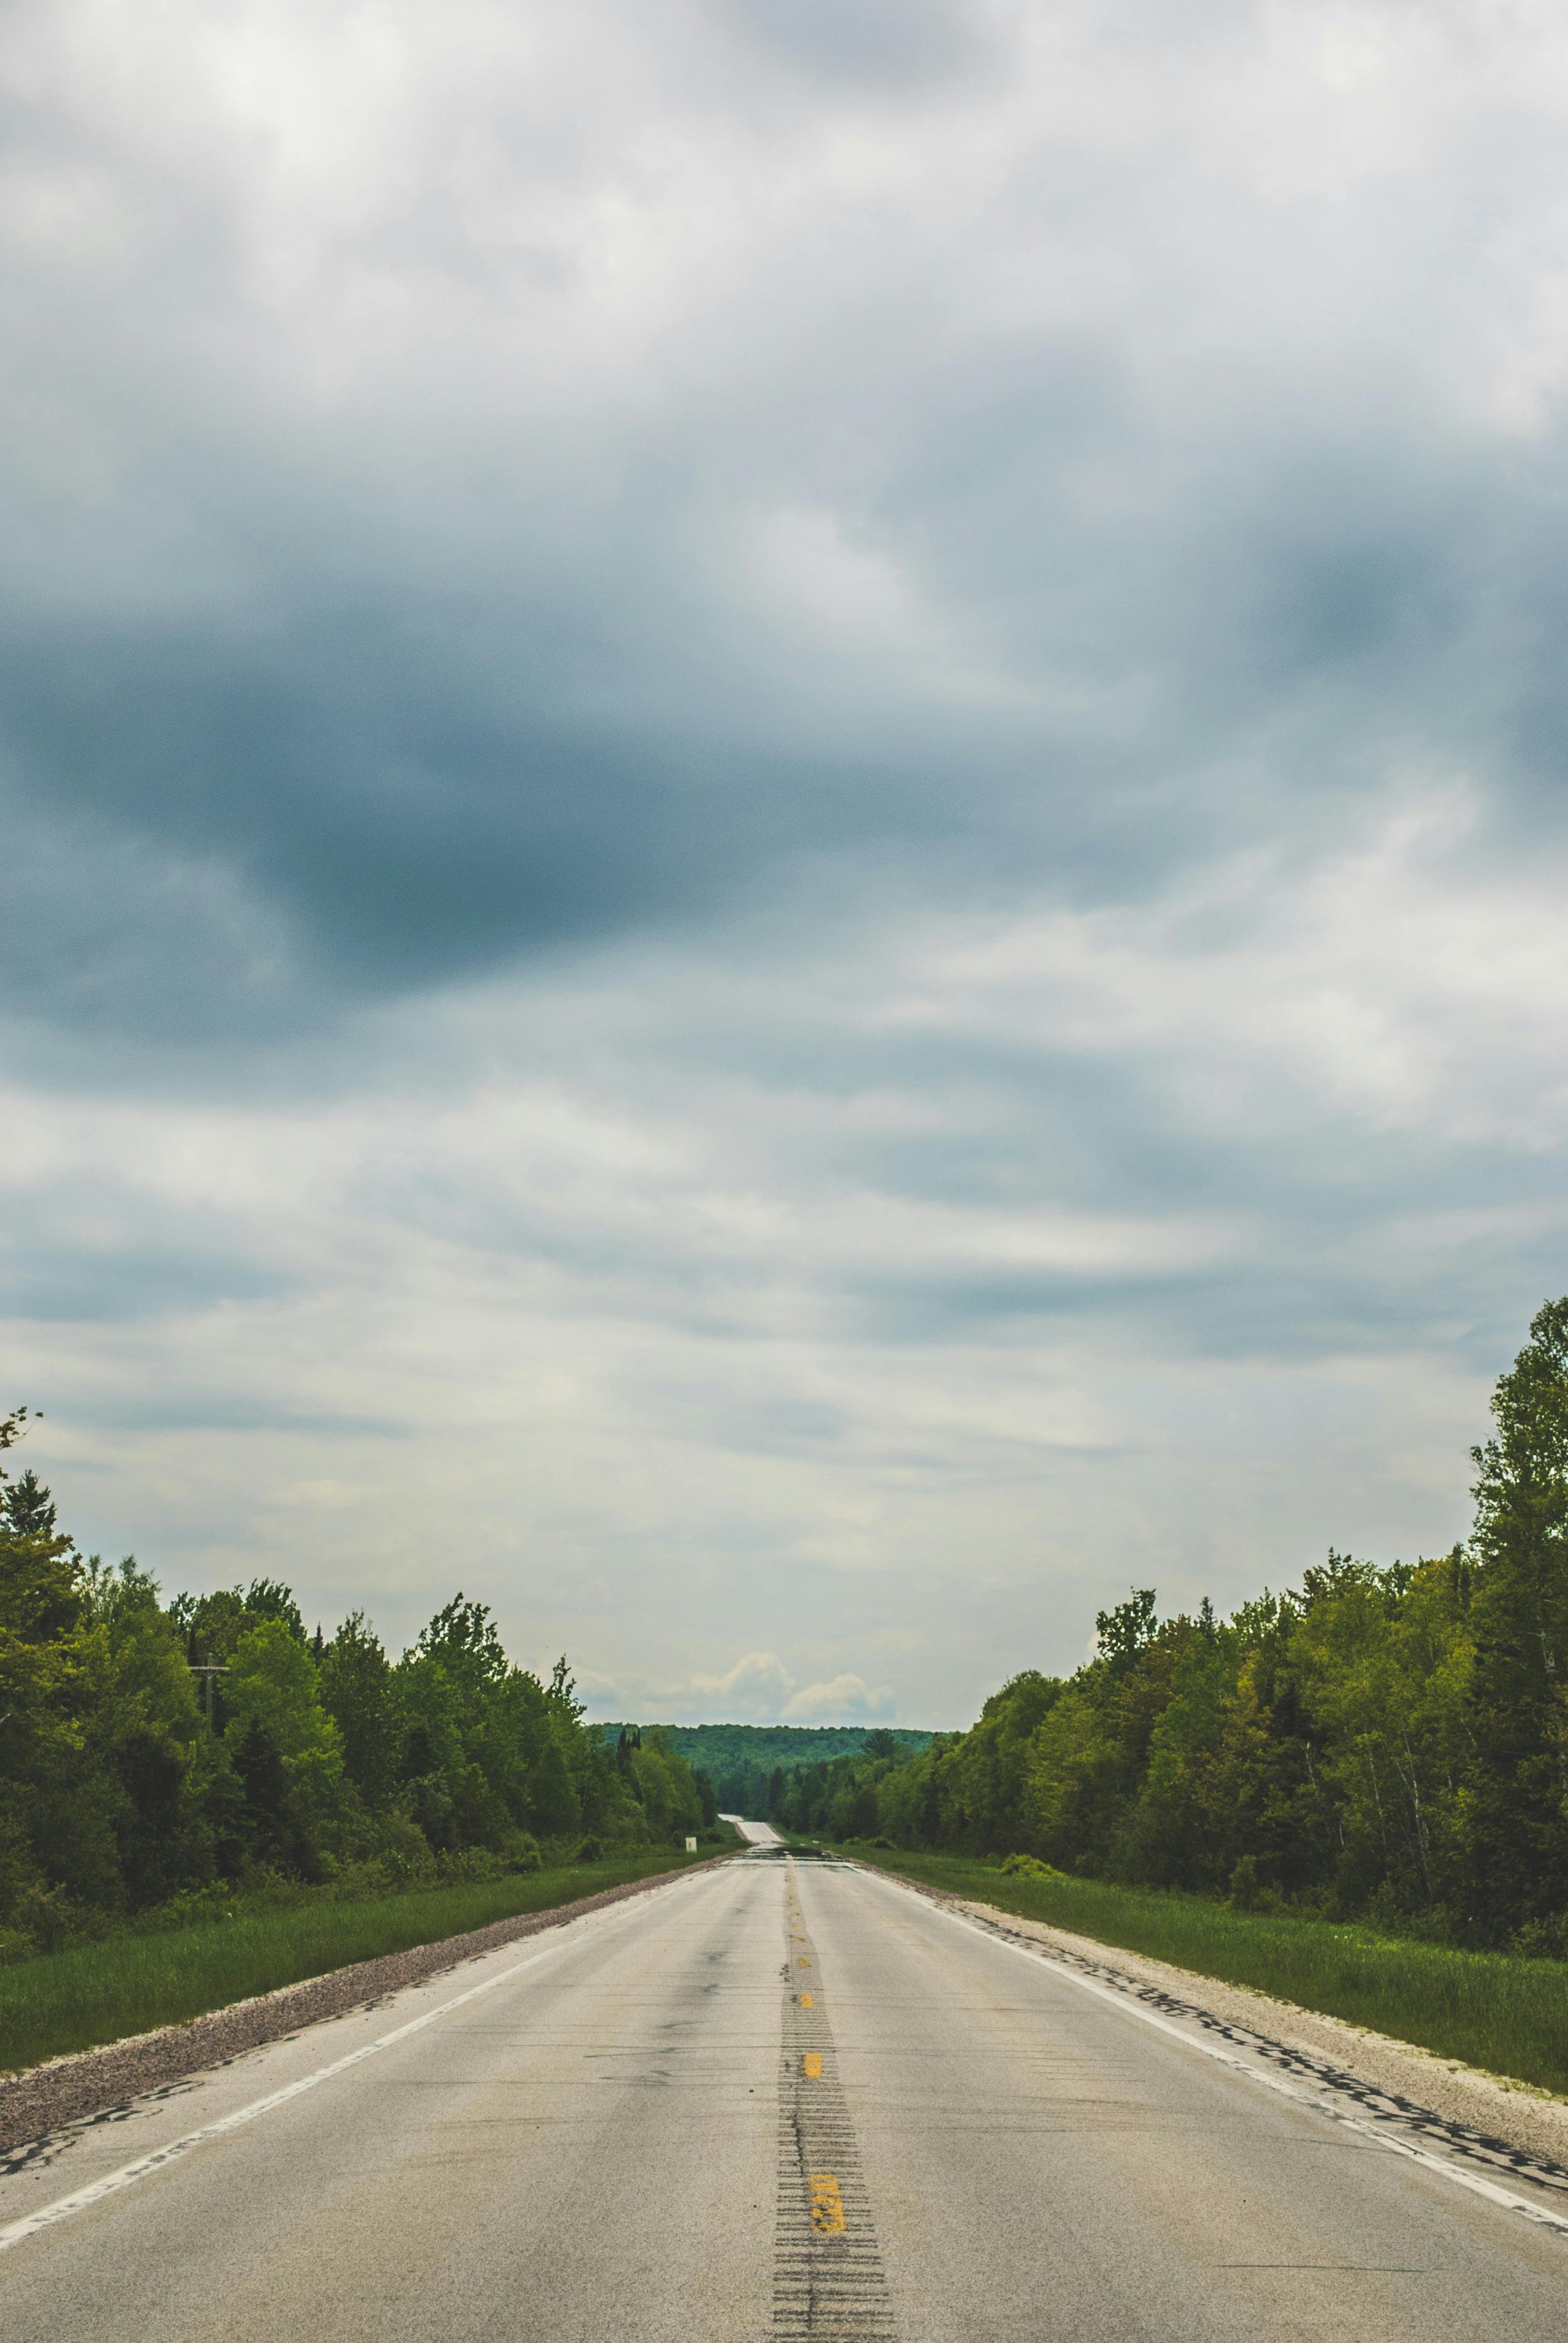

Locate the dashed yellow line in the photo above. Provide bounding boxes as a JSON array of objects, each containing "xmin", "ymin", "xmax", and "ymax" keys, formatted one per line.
[
  {"xmin": 802, "ymin": 2052, "xmax": 822, "ymax": 2079},
  {"xmin": 797, "ymin": 1956, "xmax": 810, "ymax": 1967},
  {"xmin": 797, "ymin": 1991, "xmax": 814, "ymax": 2008},
  {"xmin": 808, "ymin": 2173, "xmax": 845, "ymax": 2235}
]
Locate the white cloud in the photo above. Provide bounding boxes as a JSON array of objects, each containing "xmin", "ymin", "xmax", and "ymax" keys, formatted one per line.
[
  {"xmin": 783, "ymin": 1674, "xmax": 894, "ymax": 1723},
  {"xmin": 687, "ymin": 1651, "xmax": 797, "ymax": 1721},
  {"xmin": 671, "ymin": 1653, "xmax": 893, "ymax": 1724}
]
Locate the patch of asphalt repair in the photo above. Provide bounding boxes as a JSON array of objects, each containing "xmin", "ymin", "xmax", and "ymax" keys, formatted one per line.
[
  {"xmin": 0, "ymin": 1854, "xmax": 735, "ymax": 2166},
  {"xmin": 774, "ymin": 1862, "xmax": 897, "ymax": 2342},
  {"xmin": 860, "ymin": 1864, "xmax": 1568, "ymax": 2219}
]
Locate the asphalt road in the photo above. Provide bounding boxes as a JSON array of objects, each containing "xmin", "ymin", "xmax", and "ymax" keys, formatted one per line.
[{"xmin": 4, "ymin": 1851, "xmax": 1567, "ymax": 2340}]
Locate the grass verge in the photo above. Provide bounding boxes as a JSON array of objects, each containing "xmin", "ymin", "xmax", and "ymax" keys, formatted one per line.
[
  {"xmin": 841, "ymin": 1845, "xmax": 1568, "ymax": 2099},
  {"xmin": 0, "ymin": 1844, "xmax": 724, "ymax": 2077}
]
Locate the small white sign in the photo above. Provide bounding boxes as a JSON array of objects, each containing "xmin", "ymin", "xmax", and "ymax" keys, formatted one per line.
[{"xmin": 685, "ymin": 1835, "xmax": 698, "ymax": 1851}]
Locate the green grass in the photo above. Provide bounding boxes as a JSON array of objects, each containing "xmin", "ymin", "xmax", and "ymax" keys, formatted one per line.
[
  {"xmin": 843, "ymin": 1846, "xmax": 1568, "ymax": 2099},
  {"xmin": 0, "ymin": 1845, "xmax": 725, "ymax": 2078}
]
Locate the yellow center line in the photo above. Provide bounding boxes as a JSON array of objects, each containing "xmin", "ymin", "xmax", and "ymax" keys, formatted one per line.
[
  {"xmin": 797, "ymin": 1991, "xmax": 814, "ymax": 2007},
  {"xmin": 802, "ymin": 2052, "xmax": 822, "ymax": 2079},
  {"xmin": 797, "ymin": 1956, "xmax": 810, "ymax": 1967},
  {"xmin": 808, "ymin": 2173, "xmax": 845, "ymax": 2235}
]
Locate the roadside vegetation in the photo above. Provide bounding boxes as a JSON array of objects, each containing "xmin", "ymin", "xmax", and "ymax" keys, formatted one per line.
[
  {"xmin": 0, "ymin": 1408, "xmax": 722, "ymax": 1982},
  {"xmin": 598, "ymin": 1723, "xmax": 933, "ymax": 1825},
  {"xmin": 0, "ymin": 1836, "xmax": 735, "ymax": 2075},
  {"xmin": 10, "ymin": 1293, "xmax": 1568, "ymax": 2085},
  {"xmin": 841, "ymin": 1846, "xmax": 1568, "ymax": 2096},
  {"xmin": 747, "ymin": 1301, "xmax": 1568, "ymax": 2028}
]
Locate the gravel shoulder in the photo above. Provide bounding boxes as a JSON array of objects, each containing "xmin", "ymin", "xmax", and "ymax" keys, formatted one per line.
[
  {"xmin": 0, "ymin": 1853, "xmax": 735, "ymax": 2158},
  {"xmin": 926, "ymin": 1883, "xmax": 1568, "ymax": 2170}
]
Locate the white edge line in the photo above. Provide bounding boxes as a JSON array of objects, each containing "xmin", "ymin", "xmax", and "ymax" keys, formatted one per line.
[
  {"xmin": 862, "ymin": 1866, "xmax": 1568, "ymax": 2240},
  {"xmin": 0, "ymin": 1861, "xmax": 728, "ymax": 2258}
]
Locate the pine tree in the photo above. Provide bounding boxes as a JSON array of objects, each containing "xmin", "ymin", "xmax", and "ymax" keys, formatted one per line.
[{"xmin": 2, "ymin": 1468, "xmax": 58, "ymax": 1541}]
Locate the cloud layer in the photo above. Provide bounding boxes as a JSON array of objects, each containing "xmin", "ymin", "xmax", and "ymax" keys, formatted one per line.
[
  {"xmin": 4, "ymin": 1, "xmax": 1567, "ymax": 1722},
  {"xmin": 685, "ymin": 1652, "xmax": 892, "ymax": 1724}
]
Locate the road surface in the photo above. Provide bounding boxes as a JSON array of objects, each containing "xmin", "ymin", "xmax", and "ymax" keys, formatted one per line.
[
  {"xmin": 721, "ymin": 1812, "xmax": 783, "ymax": 1846},
  {"xmin": 3, "ymin": 1851, "xmax": 1566, "ymax": 2340}
]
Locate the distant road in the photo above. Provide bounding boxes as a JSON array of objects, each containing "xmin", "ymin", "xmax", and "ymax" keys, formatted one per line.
[
  {"xmin": 720, "ymin": 1812, "xmax": 782, "ymax": 1846},
  {"xmin": 4, "ymin": 1852, "xmax": 1566, "ymax": 2340}
]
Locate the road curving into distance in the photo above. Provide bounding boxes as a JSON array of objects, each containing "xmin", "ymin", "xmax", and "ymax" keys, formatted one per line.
[{"xmin": 3, "ymin": 1847, "xmax": 1567, "ymax": 2340}]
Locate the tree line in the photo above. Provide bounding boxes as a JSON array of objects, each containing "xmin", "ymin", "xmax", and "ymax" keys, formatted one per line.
[
  {"xmin": 0, "ymin": 1418, "xmax": 715, "ymax": 1960},
  {"xmin": 609, "ymin": 1724, "xmax": 933, "ymax": 1826},
  {"xmin": 763, "ymin": 1299, "xmax": 1568, "ymax": 1956}
]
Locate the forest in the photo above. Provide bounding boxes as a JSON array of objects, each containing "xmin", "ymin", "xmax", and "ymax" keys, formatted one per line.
[
  {"xmin": 761, "ymin": 1298, "xmax": 1568, "ymax": 1957},
  {"xmin": 0, "ymin": 1413, "xmax": 713, "ymax": 1962},
  {"xmin": 7, "ymin": 1293, "xmax": 1566, "ymax": 1966},
  {"xmin": 600, "ymin": 1722, "xmax": 934, "ymax": 1824}
]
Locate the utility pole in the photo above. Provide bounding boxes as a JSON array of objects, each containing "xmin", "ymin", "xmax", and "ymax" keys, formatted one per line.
[{"xmin": 188, "ymin": 1663, "xmax": 229, "ymax": 1728}]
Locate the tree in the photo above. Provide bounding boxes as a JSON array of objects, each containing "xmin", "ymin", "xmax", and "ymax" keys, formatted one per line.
[
  {"xmin": 82, "ymin": 1557, "xmax": 208, "ymax": 1906},
  {"xmin": 0, "ymin": 1442, "xmax": 134, "ymax": 1930},
  {"xmin": 230, "ymin": 1717, "xmax": 305, "ymax": 1871},
  {"xmin": 691, "ymin": 1766, "xmax": 719, "ymax": 1827},
  {"xmin": 224, "ymin": 1620, "xmax": 342, "ymax": 1869},
  {"xmin": 225, "ymin": 1621, "xmax": 340, "ymax": 1766},
  {"xmin": 549, "ymin": 1656, "xmax": 585, "ymax": 1721},
  {"xmin": 1463, "ymin": 1297, "xmax": 1568, "ymax": 1940},
  {"xmin": 418, "ymin": 1597, "xmax": 508, "ymax": 1690},
  {"xmin": 3, "ymin": 1469, "xmax": 58, "ymax": 1541},
  {"xmin": 320, "ymin": 1613, "xmax": 398, "ymax": 1808},
  {"xmin": 1095, "ymin": 1588, "xmax": 1159, "ymax": 1673},
  {"xmin": 244, "ymin": 1579, "xmax": 307, "ymax": 1641},
  {"xmin": 529, "ymin": 1739, "xmax": 580, "ymax": 1839}
]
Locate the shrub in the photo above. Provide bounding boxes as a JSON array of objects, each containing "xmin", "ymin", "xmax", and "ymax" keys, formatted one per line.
[
  {"xmin": 499, "ymin": 1830, "xmax": 543, "ymax": 1874},
  {"xmin": 1001, "ymin": 1852, "xmax": 1068, "ymax": 1881}
]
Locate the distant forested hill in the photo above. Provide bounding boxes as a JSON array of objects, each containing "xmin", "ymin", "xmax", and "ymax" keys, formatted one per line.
[
  {"xmin": 596, "ymin": 1721, "xmax": 936, "ymax": 1823},
  {"xmin": 597, "ymin": 1722, "xmax": 933, "ymax": 1776}
]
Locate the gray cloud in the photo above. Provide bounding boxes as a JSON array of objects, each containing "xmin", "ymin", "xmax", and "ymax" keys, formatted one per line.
[
  {"xmin": 4, "ymin": 0, "xmax": 1564, "ymax": 1061},
  {"xmin": 4, "ymin": 0, "xmax": 1568, "ymax": 1719}
]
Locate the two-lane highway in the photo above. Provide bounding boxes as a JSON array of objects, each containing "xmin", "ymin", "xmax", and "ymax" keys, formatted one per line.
[{"xmin": 3, "ymin": 1851, "xmax": 1565, "ymax": 2339}]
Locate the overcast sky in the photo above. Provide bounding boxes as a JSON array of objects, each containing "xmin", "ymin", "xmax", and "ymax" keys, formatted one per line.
[{"xmin": 4, "ymin": 0, "xmax": 1567, "ymax": 1727}]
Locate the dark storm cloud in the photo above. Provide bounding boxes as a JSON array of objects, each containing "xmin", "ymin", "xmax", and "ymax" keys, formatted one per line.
[
  {"xmin": 4, "ymin": 0, "xmax": 1564, "ymax": 1065},
  {"xmin": 0, "ymin": 403, "xmax": 1554, "ymax": 1057},
  {"xmin": 1, "ymin": 612, "xmax": 694, "ymax": 1009},
  {"xmin": 0, "ymin": 584, "xmax": 1009, "ymax": 1042}
]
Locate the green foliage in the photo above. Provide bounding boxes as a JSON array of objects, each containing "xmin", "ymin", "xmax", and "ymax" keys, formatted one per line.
[
  {"xmin": 622, "ymin": 1722, "xmax": 935, "ymax": 1823},
  {"xmin": 0, "ymin": 1429, "xmax": 711, "ymax": 1965},
  {"xmin": 318, "ymin": 1612, "xmax": 397, "ymax": 1807},
  {"xmin": 779, "ymin": 1299, "xmax": 1568, "ymax": 1962},
  {"xmin": 7, "ymin": 1290, "xmax": 1568, "ymax": 1982},
  {"xmin": 1464, "ymin": 1297, "xmax": 1568, "ymax": 1935}
]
